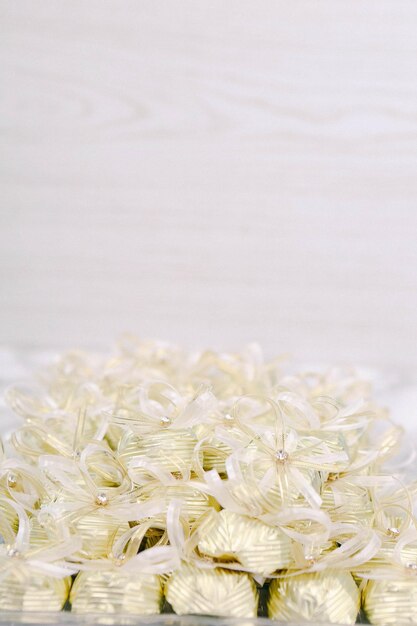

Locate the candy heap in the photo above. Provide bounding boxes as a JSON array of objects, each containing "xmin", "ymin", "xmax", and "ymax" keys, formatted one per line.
[{"xmin": 1, "ymin": 337, "xmax": 417, "ymax": 624}]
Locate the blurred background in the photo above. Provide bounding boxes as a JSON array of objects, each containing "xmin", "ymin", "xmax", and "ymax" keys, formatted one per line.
[{"xmin": 1, "ymin": 1, "xmax": 417, "ymax": 388}]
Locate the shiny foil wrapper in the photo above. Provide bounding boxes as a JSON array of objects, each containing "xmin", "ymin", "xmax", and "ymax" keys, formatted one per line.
[
  {"xmin": 230, "ymin": 464, "xmax": 321, "ymax": 512},
  {"xmin": 0, "ymin": 571, "xmax": 71, "ymax": 612},
  {"xmin": 165, "ymin": 563, "xmax": 259, "ymax": 618},
  {"xmin": 28, "ymin": 515, "xmax": 61, "ymax": 548},
  {"xmin": 139, "ymin": 482, "xmax": 219, "ymax": 523},
  {"xmin": 70, "ymin": 569, "xmax": 162, "ymax": 615},
  {"xmin": 118, "ymin": 429, "xmax": 198, "ymax": 474},
  {"xmin": 198, "ymin": 509, "xmax": 293, "ymax": 575},
  {"xmin": 202, "ymin": 439, "xmax": 230, "ymax": 474},
  {"xmin": 363, "ymin": 577, "xmax": 417, "ymax": 625},
  {"xmin": 268, "ymin": 570, "xmax": 360, "ymax": 625},
  {"xmin": 72, "ymin": 511, "xmax": 130, "ymax": 558},
  {"xmin": 194, "ymin": 424, "xmax": 246, "ymax": 475},
  {"xmin": 355, "ymin": 540, "xmax": 417, "ymax": 578},
  {"xmin": 321, "ymin": 480, "xmax": 374, "ymax": 526}
]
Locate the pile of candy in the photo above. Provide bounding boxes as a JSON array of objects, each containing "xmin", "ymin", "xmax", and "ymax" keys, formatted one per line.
[{"xmin": 0, "ymin": 337, "xmax": 416, "ymax": 624}]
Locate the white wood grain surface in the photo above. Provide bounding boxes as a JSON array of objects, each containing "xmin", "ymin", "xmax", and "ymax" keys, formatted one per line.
[{"xmin": 1, "ymin": 1, "xmax": 417, "ymax": 371}]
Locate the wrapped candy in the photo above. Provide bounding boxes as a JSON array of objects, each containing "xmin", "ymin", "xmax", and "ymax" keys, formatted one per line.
[
  {"xmin": 268, "ymin": 570, "xmax": 360, "ymax": 624},
  {"xmin": 36, "ymin": 449, "xmax": 134, "ymax": 558},
  {"xmin": 363, "ymin": 575, "xmax": 417, "ymax": 625},
  {"xmin": 70, "ymin": 570, "xmax": 162, "ymax": 614},
  {"xmin": 137, "ymin": 481, "xmax": 219, "ymax": 524},
  {"xmin": 360, "ymin": 527, "xmax": 417, "ymax": 624},
  {"xmin": 70, "ymin": 515, "xmax": 179, "ymax": 615},
  {"xmin": 321, "ymin": 476, "xmax": 374, "ymax": 526},
  {"xmin": 165, "ymin": 564, "xmax": 259, "ymax": 617},
  {"xmin": 0, "ymin": 502, "xmax": 79, "ymax": 611},
  {"xmin": 118, "ymin": 428, "xmax": 198, "ymax": 476},
  {"xmin": 7, "ymin": 380, "xmax": 109, "ymax": 461},
  {"xmin": 198, "ymin": 509, "xmax": 293, "ymax": 575},
  {"xmin": 71, "ymin": 511, "xmax": 129, "ymax": 559},
  {"xmin": 114, "ymin": 382, "xmax": 215, "ymax": 475},
  {"xmin": 0, "ymin": 569, "xmax": 71, "ymax": 612}
]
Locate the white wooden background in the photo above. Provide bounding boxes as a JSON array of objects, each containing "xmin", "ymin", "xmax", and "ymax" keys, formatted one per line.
[{"xmin": 1, "ymin": 1, "xmax": 417, "ymax": 376}]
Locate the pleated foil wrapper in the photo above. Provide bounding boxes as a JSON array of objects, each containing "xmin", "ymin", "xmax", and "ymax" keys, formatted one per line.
[
  {"xmin": 268, "ymin": 569, "xmax": 360, "ymax": 624},
  {"xmin": 194, "ymin": 424, "xmax": 247, "ymax": 475},
  {"xmin": 118, "ymin": 429, "xmax": 198, "ymax": 474},
  {"xmin": 363, "ymin": 577, "xmax": 417, "ymax": 625},
  {"xmin": 354, "ymin": 538, "xmax": 417, "ymax": 581},
  {"xmin": 165, "ymin": 564, "xmax": 259, "ymax": 618},
  {"xmin": 229, "ymin": 464, "xmax": 322, "ymax": 512},
  {"xmin": 139, "ymin": 482, "xmax": 219, "ymax": 523},
  {"xmin": 71, "ymin": 511, "xmax": 130, "ymax": 558},
  {"xmin": 201, "ymin": 438, "xmax": 230, "ymax": 474},
  {"xmin": 24, "ymin": 518, "xmax": 63, "ymax": 552},
  {"xmin": 70, "ymin": 569, "xmax": 162, "ymax": 615},
  {"xmin": 198, "ymin": 509, "xmax": 293, "ymax": 575},
  {"xmin": 0, "ymin": 571, "xmax": 71, "ymax": 612},
  {"xmin": 321, "ymin": 480, "xmax": 374, "ymax": 526}
]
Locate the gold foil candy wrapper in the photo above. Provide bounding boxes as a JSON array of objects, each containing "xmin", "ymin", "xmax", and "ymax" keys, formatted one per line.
[
  {"xmin": 354, "ymin": 534, "xmax": 417, "ymax": 577},
  {"xmin": 229, "ymin": 464, "xmax": 322, "ymax": 513},
  {"xmin": 28, "ymin": 515, "xmax": 57, "ymax": 547},
  {"xmin": 72, "ymin": 511, "xmax": 129, "ymax": 558},
  {"xmin": 321, "ymin": 479, "xmax": 374, "ymax": 526},
  {"xmin": 201, "ymin": 438, "xmax": 231, "ymax": 474},
  {"xmin": 198, "ymin": 509, "xmax": 293, "ymax": 575},
  {"xmin": 194, "ymin": 423, "xmax": 246, "ymax": 474},
  {"xmin": 70, "ymin": 570, "xmax": 162, "ymax": 615},
  {"xmin": 0, "ymin": 570, "xmax": 71, "ymax": 612},
  {"xmin": 268, "ymin": 570, "xmax": 360, "ymax": 625},
  {"xmin": 165, "ymin": 563, "xmax": 259, "ymax": 618},
  {"xmin": 139, "ymin": 482, "xmax": 219, "ymax": 523},
  {"xmin": 119, "ymin": 428, "xmax": 198, "ymax": 474},
  {"xmin": 363, "ymin": 577, "xmax": 417, "ymax": 625}
]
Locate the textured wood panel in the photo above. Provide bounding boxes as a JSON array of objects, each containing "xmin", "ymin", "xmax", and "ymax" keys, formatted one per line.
[{"xmin": 1, "ymin": 1, "xmax": 417, "ymax": 369}]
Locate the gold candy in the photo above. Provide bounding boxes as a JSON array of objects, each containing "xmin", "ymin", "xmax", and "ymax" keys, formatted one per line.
[
  {"xmin": 165, "ymin": 563, "xmax": 259, "ymax": 618},
  {"xmin": 119, "ymin": 428, "xmax": 198, "ymax": 474},
  {"xmin": 202, "ymin": 441, "xmax": 230, "ymax": 474},
  {"xmin": 321, "ymin": 478, "xmax": 374, "ymax": 526},
  {"xmin": 198, "ymin": 509, "xmax": 293, "ymax": 575},
  {"xmin": 70, "ymin": 570, "xmax": 162, "ymax": 614},
  {"xmin": 363, "ymin": 577, "xmax": 417, "ymax": 625},
  {"xmin": 0, "ymin": 571, "xmax": 71, "ymax": 612},
  {"xmin": 139, "ymin": 482, "xmax": 219, "ymax": 523},
  {"xmin": 268, "ymin": 570, "xmax": 360, "ymax": 624},
  {"xmin": 354, "ymin": 531, "xmax": 417, "ymax": 579},
  {"xmin": 228, "ymin": 464, "xmax": 322, "ymax": 515},
  {"xmin": 72, "ymin": 510, "xmax": 129, "ymax": 558},
  {"xmin": 194, "ymin": 423, "xmax": 248, "ymax": 475}
]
